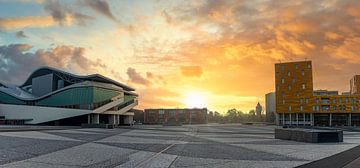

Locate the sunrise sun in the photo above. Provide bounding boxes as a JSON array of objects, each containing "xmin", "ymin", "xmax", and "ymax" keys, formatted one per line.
[{"xmin": 182, "ymin": 92, "xmax": 207, "ymax": 108}]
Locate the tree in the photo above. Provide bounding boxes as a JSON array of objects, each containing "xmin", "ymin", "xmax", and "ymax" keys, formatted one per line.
[{"xmin": 226, "ymin": 108, "xmax": 238, "ymax": 123}]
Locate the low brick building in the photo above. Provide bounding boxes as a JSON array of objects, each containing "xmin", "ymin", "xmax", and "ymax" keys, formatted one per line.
[{"xmin": 144, "ymin": 108, "xmax": 208, "ymax": 124}]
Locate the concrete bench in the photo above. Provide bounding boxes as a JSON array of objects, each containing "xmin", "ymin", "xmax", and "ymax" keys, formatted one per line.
[{"xmin": 275, "ymin": 128, "xmax": 343, "ymax": 143}]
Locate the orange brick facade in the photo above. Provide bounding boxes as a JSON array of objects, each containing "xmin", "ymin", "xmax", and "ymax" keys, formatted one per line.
[{"xmin": 275, "ymin": 61, "xmax": 360, "ymax": 126}]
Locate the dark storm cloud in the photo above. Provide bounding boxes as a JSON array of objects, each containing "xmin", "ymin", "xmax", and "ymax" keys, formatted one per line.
[
  {"xmin": 15, "ymin": 31, "xmax": 28, "ymax": 38},
  {"xmin": 126, "ymin": 67, "xmax": 150, "ymax": 86},
  {"xmin": 81, "ymin": 0, "xmax": 117, "ymax": 21},
  {"xmin": 44, "ymin": 0, "xmax": 93, "ymax": 26},
  {"xmin": 0, "ymin": 44, "xmax": 105, "ymax": 84}
]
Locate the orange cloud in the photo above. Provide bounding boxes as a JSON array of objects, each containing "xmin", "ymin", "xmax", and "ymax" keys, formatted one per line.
[
  {"xmin": 0, "ymin": 16, "xmax": 56, "ymax": 30},
  {"xmin": 180, "ymin": 66, "xmax": 203, "ymax": 77}
]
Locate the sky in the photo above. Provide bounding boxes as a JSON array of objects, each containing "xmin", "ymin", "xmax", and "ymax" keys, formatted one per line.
[{"xmin": 1, "ymin": 0, "xmax": 360, "ymax": 114}]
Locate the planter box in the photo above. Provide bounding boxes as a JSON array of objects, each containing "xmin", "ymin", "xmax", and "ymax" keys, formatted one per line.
[{"xmin": 275, "ymin": 128, "xmax": 343, "ymax": 143}]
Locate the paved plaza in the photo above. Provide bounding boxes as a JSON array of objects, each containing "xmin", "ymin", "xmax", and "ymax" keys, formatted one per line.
[{"xmin": 0, "ymin": 124, "xmax": 359, "ymax": 168}]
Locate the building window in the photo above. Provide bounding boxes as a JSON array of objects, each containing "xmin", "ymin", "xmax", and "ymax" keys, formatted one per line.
[
  {"xmin": 356, "ymin": 105, "xmax": 359, "ymax": 111},
  {"xmin": 292, "ymin": 78, "xmax": 296, "ymax": 83},
  {"xmin": 351, "ymin": 98, "xmax": 355, "ymax": 103},
  {"xmin": 300, "ymin": 106, "xmax": 303, "ymax": 111},
  {"xmin": 333, "ymin": 98, "xmax": 337, "ymax": 104},
  {"xmin": 302, "ymin": 84, "xmax": 306, "ymax": 90},
  {"xmin": 296, "ymin": 92, "xmax": 300, "ymax": 97},
  {"xmin": 333, "ymin": 106, "xmax": 336, "ymax": 111},
  {"xmin": 281, "ymin": 78, "xmax": 285, "ymax": 84},
  {"xmin": 276, "ymin": 72, "xmax": 279, "ymax": 77},
  {"xmin": 356, "ymin": 98, "xmax": 359, "ymax": 103},
  {"xmin": 339, "ymin": 105, "xmax": 342, "ymax": 110},
  {"xmin": 288, "ymin": 85, "xmax": 292, "ymax": 91},
  {"xmin": 343, "ymin": 105, "xmax": 346, "ymax": 111},
  {"xmin": 295, "ymin": 64, "xmax": 298, "ymax": 69},
  {"xmin": 351, "ymin": 106, "xmax": 354, "ymax": 111},
  {"xmin": 301, "ymin": 70, "xmax": 305, "ymax": 76},
  {"xmin": 339, "ymin": 98, "xmax": 343, "ymax": 104},
  {"xmin": 289, "ymin": 106, "xmax": 292, "ymax": 112},
  {"xmin": 287, "ymin": 71, "xmax": 291, "ymax": 77},
  {"xmin": 276, "ymin": 85, "xmax": 280, "ymax": 91},
  {"xmin": 300, "ymin": 98, "xmax": 303, "ymax": 104},
  {"xmin": 308, "ymin": 64, "xmax": 311, "ymax": 68},
  {"xmin": 346, "ymin": 98, "xmax": 349, "ymax": 103},
  {"xmin": 282, "ymin": 99, "xmax": 285, "ymax": 104},
  {"xmin": 316, "ymin": 106, "xmax": 320, "ymax": 111},
  {"xmin": 316, "ymin": 98, "xmax": 319, "ymax": 104},
  {"xmin": 281, "ymin": 65, "xmax": 285, "ymax": 72}
]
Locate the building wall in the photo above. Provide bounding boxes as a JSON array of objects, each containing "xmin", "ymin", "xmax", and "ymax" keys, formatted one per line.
[
  {"xmin": 350, "ymin": 75, "xmax": 360, "ymax": 95},
  {"xmin": 275, "ymin": 61, "xmax": 314, "ymax": 114},
  {"xmin": 265, "ymin": 92, "xmax": 276, "ymax": 122},
  {"xmin": 32, "ymin": 73, "xmax": 54, "ymax": 97},
  {"xmin": 275, "ymin": 60, "xmax": 360, "ymax": 126},
  {"xmin": 144, "ymin": 108, "xmax": 208, "ymax": 124}
]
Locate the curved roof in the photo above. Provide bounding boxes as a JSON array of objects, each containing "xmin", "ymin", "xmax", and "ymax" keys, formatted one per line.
[
  {"xmin": 21, "ymin": 66, "xmax": 135, "ymax": 91},
  {"xmin": 0, "ymin": 81, "xmax": 125, "ymax": 101}
]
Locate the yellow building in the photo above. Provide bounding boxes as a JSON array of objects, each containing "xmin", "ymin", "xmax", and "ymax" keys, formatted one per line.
[{"xmin": 275, "ymin": 60, "xmax": 360, "ymax": 126}]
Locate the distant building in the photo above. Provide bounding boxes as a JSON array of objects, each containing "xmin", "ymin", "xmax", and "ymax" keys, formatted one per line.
[
  {"xmin": 144, "ymin": 108, "xmax": 208, "ymax": 124},
  {"xmin": 256, "ymin": 102, "xmax": 262, "ymax": 116},
  {"xmin": 132, "ymin": 109, "xmax": 144, "ymax": 123},
  {"xmin": 275, "ymin": 60, "xmax": 360, "ymax": 126},
  {"xmin": 265, "ymin": 92, "xmax": 276, "ymax": 123},
  {"xmin": 0, "ymin": 67, "xmax": 138, "ymax": 125}
]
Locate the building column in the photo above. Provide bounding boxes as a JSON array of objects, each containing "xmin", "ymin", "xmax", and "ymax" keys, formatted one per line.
[
  {"xmin": 115, "ymin": 115, "xmax": 119, "ymax": 125},
  {"xmin": 289, "ymin": 114, "xmax": 292, "ymax": 125},
  {"xmin": 349, "ymin": 113, "xmax": 352, "ymax": 126},
  {"xmin": 296, "ymin": 113, "xmax": 299, "ymax": 126},
  {"xmin": 310, "ymin": 113, "xmax": 314, "ymax": 126},
  {"xmin": 303, "ymin": 113, "xmax": 306, "ymax": 126},
  {"xmin": 91, "ymin": 114, "xmax": 99, "ymax": 124},
  {"xmin": 329, "ymin": 113, "xmax": 332, "ymax": 127}
]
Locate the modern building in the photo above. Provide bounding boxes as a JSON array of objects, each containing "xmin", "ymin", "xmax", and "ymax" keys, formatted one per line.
[
  {"xmin": 275, "ymin": 60, "xmax": 360, "ymax": 126},
  {"xmin": 265, "ymin": 92, "xmax": 276, "ymax": 123},
  {"xmin": 144, "ymin": 108, "xmax": 208, "ymax": 124},
  {"xmin": 0, "ymin": 67, "xmax": 138, "ymax": 125}
]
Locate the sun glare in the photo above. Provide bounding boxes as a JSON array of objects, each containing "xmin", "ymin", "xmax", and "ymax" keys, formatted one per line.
[{"xmin": 183, "ymin": 92, "xmax": 207, "ymax": 108}]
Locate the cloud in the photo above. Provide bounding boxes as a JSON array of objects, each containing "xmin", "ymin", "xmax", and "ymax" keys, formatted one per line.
[
  {"xmin": 15, "ymin": 31, "xmax": 28, "ymax": 38},
  {"xmin": 180, "ymin": 66, "xmax": 203, "ymax": 77},
  {"xmin": 126, "ymin": 67, "xmax": 150, "ymax": 86},
  {"xmin": 81, "ymin": 0, "xmax": 116, "ymax": 21},
  {"xmin": 0, "ymin": 16, "xmax": 56, "ymax": 30},
  {"xmin": 44, "ymin": 0, "xmax": 93, "ymax": 26},
  {"xmin": 0, "ymin": 43, "xmax": 105, "ymax": 84}
]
